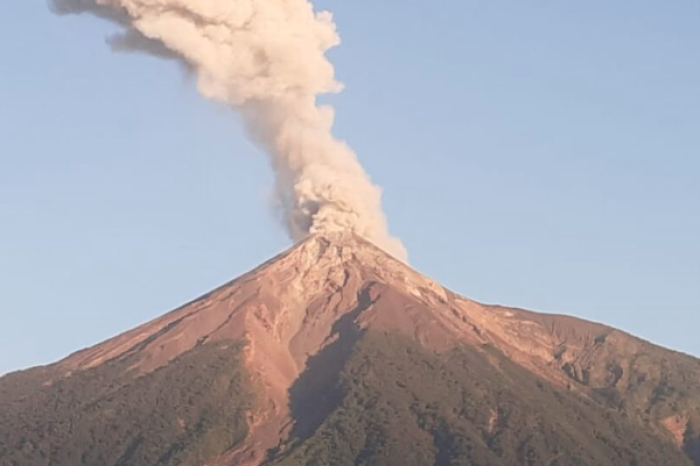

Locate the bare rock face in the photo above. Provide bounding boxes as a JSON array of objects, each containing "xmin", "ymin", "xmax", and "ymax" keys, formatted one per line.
[{"xmin": 2, "ymin": 233, "xmax": 700, "ymax": 466}]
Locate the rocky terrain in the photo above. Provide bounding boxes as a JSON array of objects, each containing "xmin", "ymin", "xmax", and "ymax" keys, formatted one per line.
[{"xmin": 1, "ymin": 233, "xmax": 699, "ymax": 465}]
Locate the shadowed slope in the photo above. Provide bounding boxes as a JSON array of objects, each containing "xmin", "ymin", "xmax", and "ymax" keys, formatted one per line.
[{"xmin": 274, "ymin": 332, "xmax": 692, "ymax": 466}]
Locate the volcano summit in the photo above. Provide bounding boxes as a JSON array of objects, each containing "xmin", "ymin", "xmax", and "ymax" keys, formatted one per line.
[{"xmin": 1, "ymin": 234, "xmax": 699, "ymax": 466}]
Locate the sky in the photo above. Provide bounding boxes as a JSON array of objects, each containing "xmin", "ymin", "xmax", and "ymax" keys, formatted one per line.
[{"xmin": 1, "ymin": 1, "xmax": 698, "ymax": 376}]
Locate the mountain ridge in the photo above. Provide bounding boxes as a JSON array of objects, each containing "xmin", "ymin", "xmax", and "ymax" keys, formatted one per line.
[{"xmin": 1, "ymin": 233, "xmax": 699, "ymax": 466}]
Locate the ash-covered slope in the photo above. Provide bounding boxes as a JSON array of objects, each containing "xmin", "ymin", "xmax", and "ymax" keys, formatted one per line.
[{"xmin": 1, "ymin": 233, "xmax": 699, "ymax": 466}]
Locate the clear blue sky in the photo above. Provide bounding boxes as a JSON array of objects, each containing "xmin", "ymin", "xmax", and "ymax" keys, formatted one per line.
[{"xmin": 1, "ymin": 1, "xmax": 698, "ymax": 375}]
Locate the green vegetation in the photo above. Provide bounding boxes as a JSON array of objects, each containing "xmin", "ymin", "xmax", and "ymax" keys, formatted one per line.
[
  {"xmin": 0, "ymin": 341, "xmax": 253, "ymax": 466},
  {"xmin": 2, "ymin": 329, "xmax": 698, "ymax": 466},
  {"xmin": 563, "ymin": 338, "xmax": 700, "ymax": 416},
  {"xmin": 275, "ymin": 332, "xmax": 691, "ymax": 466},
  {"xmin": 557, "ymin": 333, "xmax": 700, "ymax": 458}
]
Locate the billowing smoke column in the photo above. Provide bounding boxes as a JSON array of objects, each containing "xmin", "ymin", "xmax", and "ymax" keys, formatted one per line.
[{"xmin": 52, "ymin": 0, "xmax": 408, "ymax": 261}]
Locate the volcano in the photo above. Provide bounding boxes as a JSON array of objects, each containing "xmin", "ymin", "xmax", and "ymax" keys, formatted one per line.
[{"xmin": 2, "ymin": 233, "xmax": 699, "ymax": 466}]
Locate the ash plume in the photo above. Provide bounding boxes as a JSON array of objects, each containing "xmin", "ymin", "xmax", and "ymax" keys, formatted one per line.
[{"xmin": 50, "ymin": 0, "xmax": 408, "ymax": 261}]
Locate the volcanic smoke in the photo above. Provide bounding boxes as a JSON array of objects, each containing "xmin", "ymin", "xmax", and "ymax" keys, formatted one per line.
[{"xmin": 51, "ymin": 0, "xmax": 408, "ymax": 262}]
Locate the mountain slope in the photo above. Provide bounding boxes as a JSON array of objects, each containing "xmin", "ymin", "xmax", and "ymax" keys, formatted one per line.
[
  {"xmin": 0, "ymin": 341, "xmax": 252, "ymax": 466},
  {"xmin": 1, "ymin": 233, "xmax": 699, "ymax": 466},
  {"xmin": 274, "ymin": 332, "xmax": 690, "ymax": 466}
]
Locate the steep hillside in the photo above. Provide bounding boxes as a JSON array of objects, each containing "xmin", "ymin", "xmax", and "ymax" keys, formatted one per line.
[
  {"xmin": 0, "ymin": 341, "xmax": 251, "ymax": 466},
  {"xmin": 274, "ymin": 332, "xmax": 691, "ymax": 466},
  {"xmin": 1, "ymin": 233, "xmax": 698, "ymax": 466}
]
